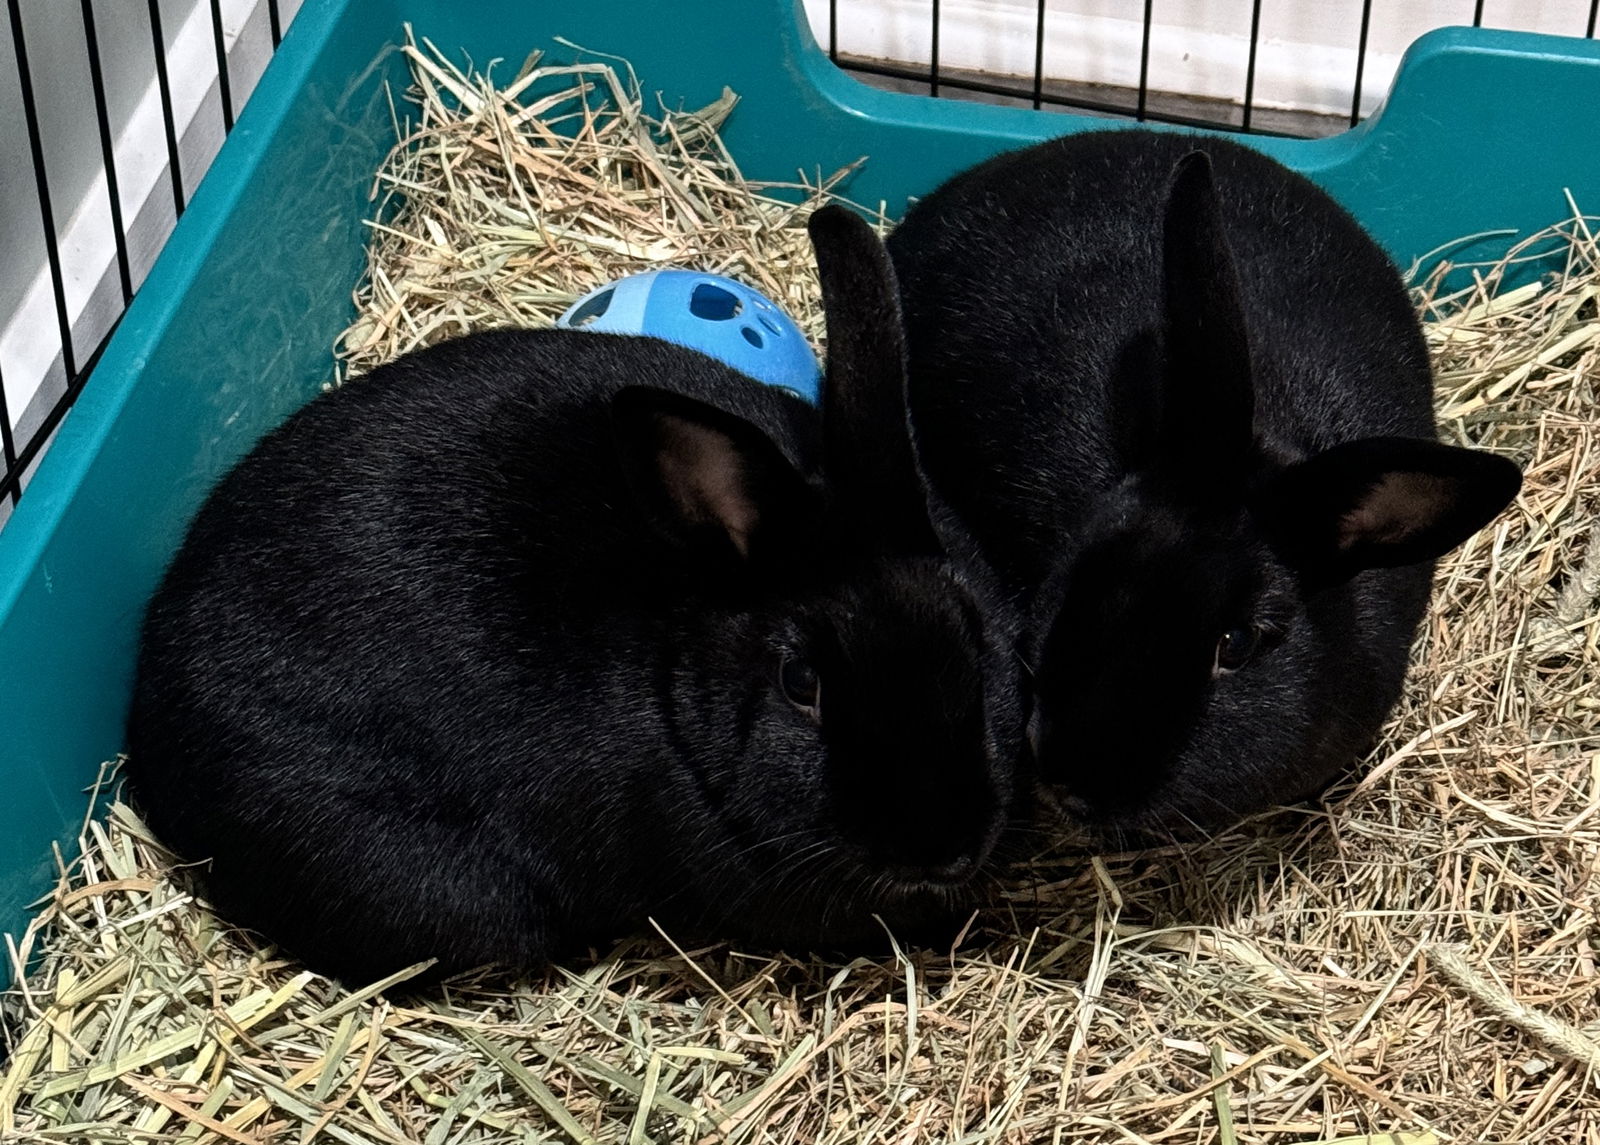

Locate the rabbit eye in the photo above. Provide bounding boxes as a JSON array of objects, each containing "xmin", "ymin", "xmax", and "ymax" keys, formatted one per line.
[
  {"xmin": 778, "ymin": 653, "xmax": 821, "ymax": 713},
  {"xmin": 1214, "ymin": 625, "xmax": 1262, "ymax": 674}
]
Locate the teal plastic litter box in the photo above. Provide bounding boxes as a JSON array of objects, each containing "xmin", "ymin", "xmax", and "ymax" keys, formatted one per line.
[{"xmin": 2, "ymin": 0, "xmax": 1599, "ymax": 986}]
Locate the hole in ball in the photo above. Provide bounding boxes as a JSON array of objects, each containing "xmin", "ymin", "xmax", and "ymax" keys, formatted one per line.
[
  {"xmin": 689, "ymin": 283, "xmax": 742, "ymax": 321},
  {"xmin": 567, "ymin": 288, "xmax": 615, "ymax": 326}
]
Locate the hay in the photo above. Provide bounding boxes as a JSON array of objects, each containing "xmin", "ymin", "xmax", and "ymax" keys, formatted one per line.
[
  {"xmin": 4, "ymin": 33, "xmax": 1599, "ymax": 1145},
  {"xmin": 331, "ymin": 31, "xmax": 863, "ymax": 384}
]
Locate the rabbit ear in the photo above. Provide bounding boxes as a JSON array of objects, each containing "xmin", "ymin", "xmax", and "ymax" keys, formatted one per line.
[
  {"xmin": 1156, "ymin": 150, "xmax": 1255, "ymax": 492},
  {"xmin": 611, "ymin": 386, "xmax": 820, "ymax": 565},
  {"xmin": 1108, "ymin": 329, "xmax": 1163, "ymax": 474},
  {"xmin": 808, "ymin": 205, "xmax": 941, "ymax": 555},
  {"xmin": 1257, "ymin": 437, "xmax": 1522, "ymax": 579}
]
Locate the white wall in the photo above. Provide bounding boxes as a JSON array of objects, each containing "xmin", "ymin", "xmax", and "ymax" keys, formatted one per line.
[{"xmin": 806, "ymin": 0, "xmax": 1596, "ymax": 117}]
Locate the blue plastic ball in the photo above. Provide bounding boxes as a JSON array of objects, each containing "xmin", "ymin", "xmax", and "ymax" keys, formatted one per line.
[{"xmin": 557, "ymin": 270, "xmax": 821, "ymax": 403}]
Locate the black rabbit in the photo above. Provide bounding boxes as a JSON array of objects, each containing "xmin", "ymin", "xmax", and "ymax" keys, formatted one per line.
[
  {"xmin": 886, "ymin": 130, "xmax": 1520, "ymax": 834},
  {"xmin": 125, "ymin": 207, "xmax": 1025, "ymax": 982}
]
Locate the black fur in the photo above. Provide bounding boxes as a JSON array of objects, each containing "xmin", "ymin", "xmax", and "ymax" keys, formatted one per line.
[
  {"xmin": 125, "ymin": 209, "xmax": 1025, "ymax": 982},
  {"xmin": 887, "ymin": 130, "xmax": 1520, "ymax": 832}
]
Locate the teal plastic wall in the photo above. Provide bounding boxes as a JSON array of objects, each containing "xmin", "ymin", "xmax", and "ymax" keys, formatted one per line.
[{"xmin": 2, "ymin": 0, "xmax": 1598, "ymax": 985}]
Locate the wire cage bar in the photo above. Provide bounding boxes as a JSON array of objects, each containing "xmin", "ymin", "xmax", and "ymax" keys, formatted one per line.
[
  {"xmin": 147, "ymin": 0, "xmax": 187, "ymax": 218},
  {"xmin": 0, "ymin": 362, "xmax": 17, "ymax": 509},
  {"xmin": 80, "ymin": 0, "xmax": 134, "ymax": 307},
  {"xmin": 209, "ymin": 0, "xmax": 236, "ymax": 131},
  {"xmin": 8, "ymin": 0, "xmax": 78, "ymax": 393}
]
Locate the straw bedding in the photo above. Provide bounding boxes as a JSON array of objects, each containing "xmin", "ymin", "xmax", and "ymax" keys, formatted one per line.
[{"xmin": 3, "ymin": 32, "xmax": 1597, "ymax": 1145}]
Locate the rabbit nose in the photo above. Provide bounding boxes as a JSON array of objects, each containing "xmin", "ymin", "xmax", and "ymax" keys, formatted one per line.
[
  {"xmin": 1048, "ymin": 791, "xmax": 1096, "ymax": 822},
  {"xmin": 882, "ymin": 853, "xmax": 975, "ymax": 885},
  {"xmin": 927, "ymin": 855, "xmax": 973, "ymax": 882}
]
